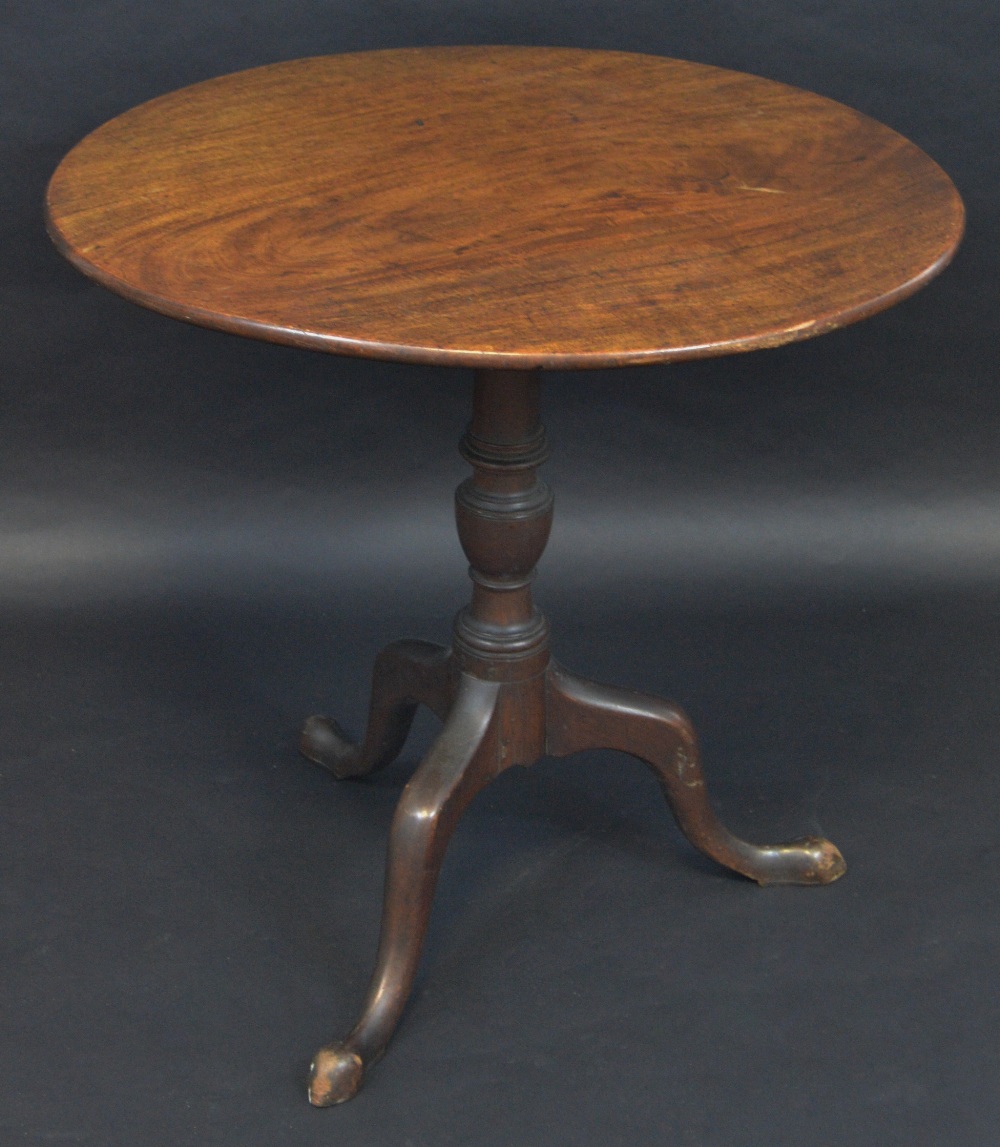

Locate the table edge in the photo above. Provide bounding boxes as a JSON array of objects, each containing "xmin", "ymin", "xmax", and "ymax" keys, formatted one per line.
[{"xmin": 45, "ymin": 200, "xmax": 964, "ymax": 370}]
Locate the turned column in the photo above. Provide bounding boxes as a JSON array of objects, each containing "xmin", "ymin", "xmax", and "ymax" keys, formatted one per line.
[
  {"xmin": 304, "ymin": 364, "xmax": 844, "ymax": 1108},
  {"xmin": 452, "ymin": 369, "xmax": 553, "ymax": 768}
]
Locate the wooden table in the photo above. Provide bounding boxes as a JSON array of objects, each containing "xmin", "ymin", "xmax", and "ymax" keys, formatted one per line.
[{"xmin": 46, "ymin": 46, "xmax": 964, "ymax": 1105}]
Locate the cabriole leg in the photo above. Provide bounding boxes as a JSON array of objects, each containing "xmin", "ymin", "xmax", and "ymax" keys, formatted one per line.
[
  {"xmin": 301, "ymin": 639, "xmax": 454, "ymax": 779},
  {"xmin": 308, "ymin": 673, "xmax": 501, "ymax": 1105},
  {"xmin": 546, "ymin": 664, "xmax": 845, "ymax": 886}
]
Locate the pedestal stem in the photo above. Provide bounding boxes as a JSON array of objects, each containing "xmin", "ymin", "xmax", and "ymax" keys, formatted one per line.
[
  {"xmin": 453, "ymin": 370, "xmax": 553, "ymax": 681},
  {"xmin": 302, "ymin": 371, "xmax": 844, "ymax": 1108}
]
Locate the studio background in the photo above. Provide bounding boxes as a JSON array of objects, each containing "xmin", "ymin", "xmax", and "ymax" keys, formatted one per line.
[{"xmin": 2, "ymin": 3, "xmax": 998, "ymax": 1144}]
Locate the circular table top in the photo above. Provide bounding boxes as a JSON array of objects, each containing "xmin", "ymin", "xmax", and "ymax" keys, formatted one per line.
[{"xmin": 46, "ymin": 46, "xmax": 964, "ymax": 369}]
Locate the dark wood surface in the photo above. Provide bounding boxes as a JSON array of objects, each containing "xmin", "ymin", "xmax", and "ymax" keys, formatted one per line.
[
  {"xmin": 46, "ymin": 46, "xmax": 963, "ymax": 369},
  {"xmin": 300, "ymin": 369, "xmax": 845, "ymax": 1105}
]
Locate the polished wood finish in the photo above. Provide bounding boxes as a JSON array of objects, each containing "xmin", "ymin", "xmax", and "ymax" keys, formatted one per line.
[
  {"xmin": 46, "ymin": 47, "xmax": 963, "ymax": 369},
  {"xmin": 47, "ymin": 48, "xmax": 963, "ymax": 1107},
  {"xmin": 307, "ymin": 671, "xmax": 502, "ymax": 1106},
  {"xmin": 299, "ymin": 369, "xmax": 845, "ymax": 1104},
  {"xmin": 300, "ymin": 640, "xmax": 455, "ymax": 779},
  {"xmin": 545, "ymin": 665, "xmax": 844, "ymax": 885}
]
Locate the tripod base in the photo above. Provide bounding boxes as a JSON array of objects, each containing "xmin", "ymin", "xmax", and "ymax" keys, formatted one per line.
[{"xmin": 300, "ymin": 641, "xmax": 844, "ymax": 1105}]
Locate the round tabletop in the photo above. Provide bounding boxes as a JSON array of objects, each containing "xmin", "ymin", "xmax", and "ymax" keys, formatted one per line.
[{"xmin": 46, "ymin": 46, "xmax": 964, "ymax": 370}]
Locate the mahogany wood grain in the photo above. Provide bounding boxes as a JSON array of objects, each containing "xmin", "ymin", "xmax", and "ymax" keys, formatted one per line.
[
  {"xmin": 46, "ymin": 51, "xmax": 962, "ymax": 1104},
  {"xmin": 46, "ymin": 46, "xmax": 963, "ymax": 369}
]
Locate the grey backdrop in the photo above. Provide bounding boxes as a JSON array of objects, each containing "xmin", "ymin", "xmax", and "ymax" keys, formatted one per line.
[{"xmin": 2, "ymin": 3, "xmax": 998, "ymax": 1145}]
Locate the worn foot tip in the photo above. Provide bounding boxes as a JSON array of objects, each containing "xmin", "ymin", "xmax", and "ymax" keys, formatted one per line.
[
  {"xmin": 308, "ymin": 1045, "xmax": 364, "ymax": 1106},
  {"xmin": 792, "ymin": 835, "xmax": 847, "ymax": 884},
  {"xmin": 753, "ymin": 835, "xmax": 846, "ymax": 886},
  {"xmin": 299, "ymin": 715, "xmax": 356, "ymax": 778}
]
